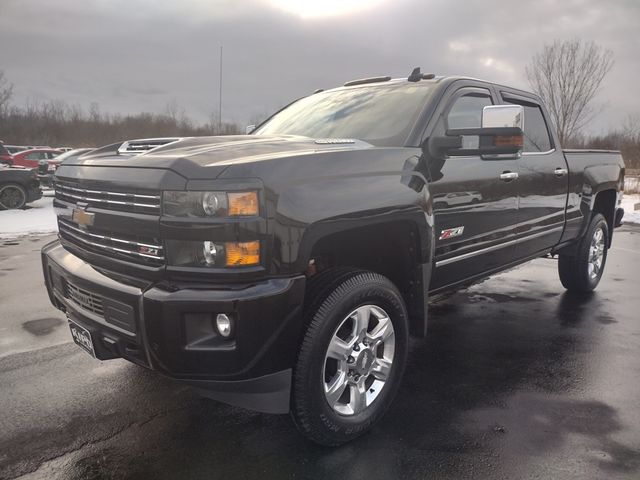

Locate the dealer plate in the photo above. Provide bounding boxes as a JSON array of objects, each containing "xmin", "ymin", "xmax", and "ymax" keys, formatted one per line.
[{"xmin": 68, "ymin": 320, "xmax": 96, "ymax": 357}]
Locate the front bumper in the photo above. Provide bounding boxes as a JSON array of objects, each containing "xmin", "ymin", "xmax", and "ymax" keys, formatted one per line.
[
  {"xmin": 27, "ymin": 182, "xmax": 43, "ymax": 203},
  {"xmin": 37, "ymin": 173, "xmax": 55, "ymax": 189},
  {"xmin": 42, "ymin": 240, "xmax": 306, "ymax": 413}
]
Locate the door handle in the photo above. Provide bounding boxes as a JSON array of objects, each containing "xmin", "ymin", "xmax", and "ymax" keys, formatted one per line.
[
  {"xmin": 499, "ymin": 171, "xmax": 519, "ymax": 181},
  {"xmin": 554, "ymin": 167, "xmax": 568, "ymax": 177}
]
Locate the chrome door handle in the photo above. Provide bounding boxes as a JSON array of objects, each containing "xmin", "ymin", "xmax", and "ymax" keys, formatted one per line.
[
  {"xmin": 554, "ymin": 168, "xmax": 568, "ymax": 177},
  {"xmin": 499, "ymin": 172, "xmax": 519, "ymax": 181}
]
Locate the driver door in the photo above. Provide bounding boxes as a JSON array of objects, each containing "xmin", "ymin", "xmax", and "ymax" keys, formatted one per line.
[{"xmin": 429, "ymin": 86, "xmax": 520, "ymax": 291}]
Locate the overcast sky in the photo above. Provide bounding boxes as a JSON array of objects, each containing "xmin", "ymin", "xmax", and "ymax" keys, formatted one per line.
[{"xmin": 1, "ymin": 0, "xmax": 638, "ymax": 133}]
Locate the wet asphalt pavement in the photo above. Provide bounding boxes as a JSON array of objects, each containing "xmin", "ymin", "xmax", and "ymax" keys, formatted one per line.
[{"xmin": 1, "ymin": 228, "xmax": 640, "ymax": 480}]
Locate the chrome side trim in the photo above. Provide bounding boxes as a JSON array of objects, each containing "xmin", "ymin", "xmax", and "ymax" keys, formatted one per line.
[
  {"xmin": 522, "ymin": 149, "xmax": 556, "ymax": 156},
  {"xmin": 435, "ymin": 226, "xmax": 563, "ymax": 268}
]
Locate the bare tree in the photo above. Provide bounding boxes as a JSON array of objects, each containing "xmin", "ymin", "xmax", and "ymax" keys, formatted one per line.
[
  {"xmin": 526, "ymin": 39, "xmax": 614, "ymax": 146},
  {"xmin": 0, "ymin": 70, "xmax": 13, "ymax": 113}
]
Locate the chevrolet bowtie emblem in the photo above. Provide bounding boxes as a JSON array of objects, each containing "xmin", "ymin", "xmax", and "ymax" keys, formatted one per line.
[{"xmin": 72, "ymin": 207, "xmax": 95, "ymax": 227}]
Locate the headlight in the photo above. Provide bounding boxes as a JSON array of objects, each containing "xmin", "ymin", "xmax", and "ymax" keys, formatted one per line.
[
  {"xmin": 167, "ymin": 240, "xmax": 260, "ymax": 268},
  {"xmin": 163, "ymin": 191, "xmax": 258, "ymax": 217}
]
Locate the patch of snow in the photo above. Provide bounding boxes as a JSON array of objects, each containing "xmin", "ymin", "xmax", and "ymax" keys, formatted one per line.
[
  {"xmin": 621, "ymin": 194, "xmax": 640, "ymax": 225},
  {"xmin": 0, "ymin": 195, "xmax": 58, "ymax": 239}
]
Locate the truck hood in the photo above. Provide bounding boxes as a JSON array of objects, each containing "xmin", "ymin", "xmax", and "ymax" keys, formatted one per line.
[{"xmin": 65, "ymin": 135, "xmax": 374, "ymax": 179}]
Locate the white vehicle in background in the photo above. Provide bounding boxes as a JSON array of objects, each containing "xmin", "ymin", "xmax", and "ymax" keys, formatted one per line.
[{"xmin": 433, "ymin": 191, "xmax": 482, "ymax": 208}]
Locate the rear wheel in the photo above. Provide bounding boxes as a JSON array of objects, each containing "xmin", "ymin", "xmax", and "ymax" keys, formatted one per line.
[
  {"xmin": 558, "ymin": 213, "xmax": 609, "ymax": 292},
  {"xmin": 291, "ymin": 268, "xmax": 409, "ymax": 446},
  {"xmin": 0, "ymin": 183, "xmax": 27, "ymax": 210}
]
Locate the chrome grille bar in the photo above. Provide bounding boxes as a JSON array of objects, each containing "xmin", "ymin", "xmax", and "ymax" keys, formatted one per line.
[
  {"xmin": 58, "ymin": 219, "xmax": 164, "ymax": 264},
  {"xmin": 55, "ymin": 182, "xmax": 161, "ymax": 213}
]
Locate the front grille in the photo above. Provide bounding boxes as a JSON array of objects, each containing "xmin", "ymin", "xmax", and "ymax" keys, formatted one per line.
[
  {"xmin": 55, "ymin": 181, "xmax": 161, "ymax": 215},
  {"xmin": 65, "ymin": 281, "xmax": 104, "ymax": 316},
  {"xmin": 59, "ymin": 218, "xmax": 165, "ymax": 267}
]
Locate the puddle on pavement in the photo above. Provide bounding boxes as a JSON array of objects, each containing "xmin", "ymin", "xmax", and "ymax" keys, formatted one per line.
[{"xmin": 22, "ymin": 317, "xmax": 64, "ymax": 336}]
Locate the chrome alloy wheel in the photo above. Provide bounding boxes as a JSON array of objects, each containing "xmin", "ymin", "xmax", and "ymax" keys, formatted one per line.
[
  {"xmin": 323, "ymin": 305, "xmax": 395, "ymax": 416},
  {"xmin": 588, "ymin": 227, "xmax": 606, "ymax": 280}
]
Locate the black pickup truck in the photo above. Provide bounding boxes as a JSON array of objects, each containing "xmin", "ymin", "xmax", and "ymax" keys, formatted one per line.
[{"xmin": 42, "ymin": 69, "xmax": 625, "ymax": 445}]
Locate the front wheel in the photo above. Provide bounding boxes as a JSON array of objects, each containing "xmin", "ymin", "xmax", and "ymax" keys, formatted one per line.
[
  {"xmin": 291, "ymin": 268, "xmax": 409, "ymax": 446},
  {"xmin": 558, "ymin": 213, "xmax": 609, "ymax": 292}
]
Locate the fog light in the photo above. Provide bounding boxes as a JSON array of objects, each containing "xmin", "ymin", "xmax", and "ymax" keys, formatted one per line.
[{"xmin": 216, "ymin": 314, "xmax": 233, "ymax": 337}]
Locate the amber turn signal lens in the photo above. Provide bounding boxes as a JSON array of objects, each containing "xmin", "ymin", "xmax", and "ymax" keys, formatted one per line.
[
  {"xmin": 228, "ymin": 191, "xmax": 258, "ymax": 216},
  {"xmin": 494, "ymin": 135, "xmax": 524, "ymax": 147},
  {"xmin": 225, "ymin": 241, "xmax": 260, "ymax": 266}
]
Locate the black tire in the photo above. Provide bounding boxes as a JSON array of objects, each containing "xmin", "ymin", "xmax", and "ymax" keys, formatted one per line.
[
  {"xmin": 291, "ymin": 268, "xmax": 409, "ymax": 446},
  {"xmin": 558, "ymin": 213, "xmax": 609, "ymax": 292},
  {"xmin": 0, "ymin": 183, "xmax": 27, "ymax": 210}
]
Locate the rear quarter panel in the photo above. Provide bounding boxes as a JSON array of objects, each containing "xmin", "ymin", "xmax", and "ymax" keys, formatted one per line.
[{"xmin": 560, "ymin": 150, "xmax": 624, "ymax": 244}]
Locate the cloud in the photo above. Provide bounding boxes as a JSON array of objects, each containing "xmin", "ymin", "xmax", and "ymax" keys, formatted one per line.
[{"xmin": 0, "ymin": 0, "xmax": 638, "ymax": 134}]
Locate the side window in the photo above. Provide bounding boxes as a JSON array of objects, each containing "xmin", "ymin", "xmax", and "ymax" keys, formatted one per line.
[
  {"xmin": 26, "ymin": 152, "xmax": 40, "ymax": 160},
  {"xmin": 503, "ymin": 98, "xmax": 552, "ymax": 152},
  {"xmin": 445, "ymin": 92, "xmax": 493, "ymax": 149}
]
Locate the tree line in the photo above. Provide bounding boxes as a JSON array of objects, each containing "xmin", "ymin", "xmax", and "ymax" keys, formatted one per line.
[
  {"xmin": 0, "ymin": 71, "xmax": 242, "ymax": 148},
  {"xmin": 1, "ymin": 41, "xmax": 639, "ymax": 171}
]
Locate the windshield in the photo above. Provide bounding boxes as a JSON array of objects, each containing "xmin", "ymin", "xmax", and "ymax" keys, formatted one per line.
[{"xmin": 254, "ymin": 82, "xmax": 435, "ymax": 147}]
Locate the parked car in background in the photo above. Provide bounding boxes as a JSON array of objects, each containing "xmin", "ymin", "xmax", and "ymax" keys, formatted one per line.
[
  {"xmin": 0, "ymin": 164, "xmax": 42, "ymax": 209},
  {"xmin": 38, "ymin": 148, "xmax": 94, "ymax": 188},
  {"xmin": 433, "ymin": 191, "xmax": 482, "ymax": 207},
  {"xmin": 0, "ymin": 142, "xmax": 14, "ymax": 166},
  {"xmin": 3, "ymin": 145, "xmax": 28, "ymax": 155},
  {"xmin": 11, "ymin": 148, "xmax": 62, "ymax": 169}
]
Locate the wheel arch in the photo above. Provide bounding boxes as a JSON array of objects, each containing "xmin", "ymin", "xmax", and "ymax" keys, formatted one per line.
[
  {"xmin": 591, "ymin": 189, "xmax": 617, "ymax": 247},
  {"xmin": 300, "ymin": 213, "xmax": 434, "ymax": 338}
]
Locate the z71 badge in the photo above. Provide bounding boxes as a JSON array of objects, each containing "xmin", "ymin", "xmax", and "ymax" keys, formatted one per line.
[{"xmin": 439, "ymin": 226, "xmax": 465, "ymax": 240}]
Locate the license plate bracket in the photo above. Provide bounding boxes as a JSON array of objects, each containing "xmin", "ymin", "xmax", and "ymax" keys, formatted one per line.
[{"xmin": 68, "ymin": 320, "xmax": 96, "ymax": 358}]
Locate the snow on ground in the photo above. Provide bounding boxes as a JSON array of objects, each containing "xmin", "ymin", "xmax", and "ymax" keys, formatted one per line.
[
  {"xmin": 0, "ymin": 191, "xmax": 57, "ymax": 239},
  {"xmin": 621, "ymin": 193, "xmax": 640, "ymax": 225},
  {"xmin": 0, "ymin": 190, "xmax": 638, "ymax": 240}
]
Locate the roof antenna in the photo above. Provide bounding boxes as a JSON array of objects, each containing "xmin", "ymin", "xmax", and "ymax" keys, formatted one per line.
[
  {"xmin": 408, "ymin": 67, "xmax": 436, "ymax": 82},
  {"xmin": 408, "ymin": 67, "xmax": 422, "ymax": 82}
]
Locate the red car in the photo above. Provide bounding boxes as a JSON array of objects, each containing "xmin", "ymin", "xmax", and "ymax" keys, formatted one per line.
[
  {"xmin": 11, "ymin": 148, "xmax": 63, "ymax": 169},
  {"xmin": 0, "ymin": 142, "xmax": 13, "ymax": 165}
]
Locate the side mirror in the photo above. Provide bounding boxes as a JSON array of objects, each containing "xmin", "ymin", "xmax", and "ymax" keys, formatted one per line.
[
  {"xmin": 425, "ymin": 105, "xmax": 524, "ymax": 159},
  {"xmin": 246, "ymin": 124, "xmax": 256, "ymax": 134}
]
